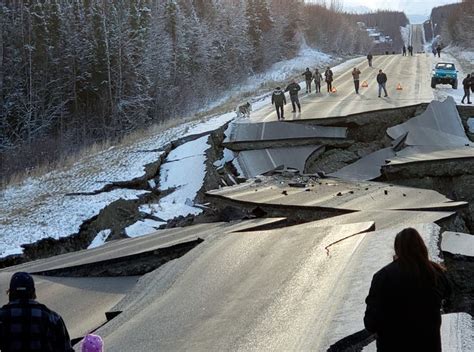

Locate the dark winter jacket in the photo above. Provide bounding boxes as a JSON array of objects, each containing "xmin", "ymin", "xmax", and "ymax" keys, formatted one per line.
[
  {"xmin": 272, "ymin": 89, "xmax": 286, "ymax": 106},
  {"xmin": 314, "ymin": 72, "xmax": 323, "ymax": 82},
  {"xmin": 367, "ymin": 54, "xmax": 373, "ymax": 60},
  {"xmin": 303, "ymin": 70, "xmax": 313, "ymax": 81},
  {"xmin": 463, "ymin": 77, "xmax": 471, "ymax": 90},
  {"xmin": 325, "ymin": 69, "xmax": 333, "ymax": 82},
  {"xmin": 376, "ymin": 73, "xmax": 388, "ymax": 84},
  {"xmin": 285, "ymin": 83, "xmax": 301, "ymax": 97},
  {"xmin": 364, "ymin": 260, "xmax": 451, "ymax": 352},
  {"xmin": 0, "ymin": 300, "xmax": 74, "ymax": 352},
  {"xmin": 352, "ymin": 69, "xmax": 361, "ymax": 81}
]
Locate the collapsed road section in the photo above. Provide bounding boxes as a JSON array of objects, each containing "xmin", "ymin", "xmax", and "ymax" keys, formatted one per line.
[{"xmin": 1, "ymin": 98, "xmax": 474, "ymax": 351}]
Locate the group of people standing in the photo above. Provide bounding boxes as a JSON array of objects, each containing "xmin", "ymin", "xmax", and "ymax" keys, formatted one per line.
[
  {"xmin": 271, "ymin": 66, "xmax": 334, "ymax": 120},
  {"xmin": 402, "ymin": 45, "xmax": 415, "ymax": 56},
  {"xmin": 271, "ymin": 63, "xmax": 392, "ymax": 120},
  {"xmin": 302, "ymin": 67, "xmax": 334, "ymax": 94}
]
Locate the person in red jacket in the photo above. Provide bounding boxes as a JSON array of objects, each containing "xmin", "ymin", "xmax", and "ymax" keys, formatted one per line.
[{"xmin": 364, "ymin": 228, "xmax": 451, "ymax": 352}]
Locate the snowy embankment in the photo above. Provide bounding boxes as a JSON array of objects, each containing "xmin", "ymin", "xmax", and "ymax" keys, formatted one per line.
[{"xmin": 0, "ymin": 46, "xmax": 340, "ymax": 257}]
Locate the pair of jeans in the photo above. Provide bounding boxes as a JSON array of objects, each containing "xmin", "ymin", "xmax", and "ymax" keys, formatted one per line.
[
  {"xmin": 275, "ymin": 104, "xmax": 284, "ymax": 120},
  {"xmin": 462, "ymin": 88, "xmax": 471, "ymax": 103},
  {"xmin": 327, "ymin": 81, "xmax": 332, "ymax": 92},
  {"xmin": 315, "ymin": 81, "xmax": 321, "ymax": 93},
  {"xmin": 290, "ymin": 95, "xmax": 301, "ymax": 112},
  {"xmin": 354, "ymin": 80, "xmax": 360, "ymax": 93},
  {"xmin": 305, "ymin": 80, "xmax": 312, "ymax": 93},
  {"xmin": 378, "ymin": 83, "xmax": 388, "ymax": 97}
]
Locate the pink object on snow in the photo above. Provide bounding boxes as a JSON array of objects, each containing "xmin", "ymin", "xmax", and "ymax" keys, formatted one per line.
[{"xmin": 81, "ymin": 334, "xmax": 104, "ymax": 352}]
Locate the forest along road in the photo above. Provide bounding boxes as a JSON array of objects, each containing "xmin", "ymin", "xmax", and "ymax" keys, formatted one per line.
[{"xmin": 251, "ymin": 52, "xmax": 434, "ymax": 122}]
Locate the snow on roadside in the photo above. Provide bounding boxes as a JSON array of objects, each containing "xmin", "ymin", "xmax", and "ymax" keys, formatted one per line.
[
  {"xmin": 140, "ymin": 135, "xmax": 210, "ymax": 221},
  {"xmin": 239, "ymin": 45, "xmax": 335, "ymax": 93},
  {"xmin": 0, "ymin": 188, "xmax": 148, "ymax": 257},
  {"xmin": 0, "ymin": 114, "xmax": 236, "ymax": 258},
  {"xmin": 88, "ymin": 229, "xmax": 112, "ymax": 249},
  {"xmin": 125, "ymin": 219, "xmax": 167, "ymax": 238}
]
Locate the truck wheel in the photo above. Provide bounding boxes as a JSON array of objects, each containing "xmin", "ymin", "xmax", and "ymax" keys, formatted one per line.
[
  {"xmin": 452, "ymin": 80, "xmax": 457, "ymax": 89},
  {"xmin": 431, "ymin": 78, "xmax": 436, "ymax": 89}
]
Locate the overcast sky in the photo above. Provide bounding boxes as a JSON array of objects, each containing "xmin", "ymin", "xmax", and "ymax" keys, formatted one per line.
[{"xmin": 341, "ymin": 0, "xmax": 460, "ymax": 15}]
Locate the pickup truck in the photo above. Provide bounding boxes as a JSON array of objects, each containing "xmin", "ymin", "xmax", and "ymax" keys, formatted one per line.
[{"xmin": 431, "ymin": 62, "xmax": 458, "ymax": 89}]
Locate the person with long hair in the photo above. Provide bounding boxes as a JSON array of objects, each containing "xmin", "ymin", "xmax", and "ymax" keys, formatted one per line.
[{"xmin": 364, "ymin": 228, "xmax": 451, "ymax": 352}]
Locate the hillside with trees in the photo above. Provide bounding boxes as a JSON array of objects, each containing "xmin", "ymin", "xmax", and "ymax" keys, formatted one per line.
[
  {"xmin": 0, "ymin": 0, "xmax": 373, "ymax": 179},
  {"xmin": 347, "ymin": 11, "xmax": 409, "ymax": 49},
  {"xmin": 425, "ymin": 0, "xmax": 474, "ymax": 47}
]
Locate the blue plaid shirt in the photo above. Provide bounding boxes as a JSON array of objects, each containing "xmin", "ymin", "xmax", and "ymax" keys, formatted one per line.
[{"xmin": 0, "ymin": 300, "xmax": 73, "ymax": 351}]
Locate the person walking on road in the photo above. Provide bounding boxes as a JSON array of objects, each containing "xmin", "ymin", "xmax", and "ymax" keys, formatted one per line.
[
  {"xmin": 436, "ymin": 44, "xmax": 442, "ymax": 58},
  {"xmin": 352, "ymin": 67, "xmax": 361, "ymax": 94},
  {"xmin": 462, "ymin": 74, "xmax": 472, "ymax": 104},
  {"xmin": 367, "ymin": 53, "xmax": 373, "ymax": 67},
  {"xmin": 402, "ymin": 45, "xmax": 407, "ymax": 56},
  {"xmin": 0, "ymin": 272, "xmax": 74, "ymax": 352},
  {"xmin": 314, "ymin": 69, "xmax": 323, "ymax": 93},
  {"xmin": 302, "ymin": 68, "xmax": 313, "ymax": 93},
  {"xmin": 364, "ymin": 227, "xmax": 451, "ymax": 352},
  {"xmin": 471, "ymin": 72, "xmax": 474, "ymax": 94},
  {"xmin": 376, "ymin": 69, "xmax": 388, "ymax": 98},
  {"xmin": 285, "ymin": 80, "xmax": 302, "ymax": 113},
  {"xmin": 408, "ymin": 45, "xmax": 414, "ymax": 56},
  {"xmin": 325, "ymin": 66, "xmax": 334, "ymax": 93},
  {"xmin": 271, "ymin": 86, "xmax": 286, "ymax": 121}
]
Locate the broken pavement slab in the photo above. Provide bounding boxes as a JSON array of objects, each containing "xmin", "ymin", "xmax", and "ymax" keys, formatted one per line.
[
  {"xmin": 441, "ymin": 231, "xmax": 474, "ymax": 257},
  {"xmin": 236, "ymin": 145, "xmax": 324, "ymax": 178},
  {"xmin": 328, "ymin": 147, "xmax": 395, "ymax": 181},
  {"xmin": 304, "ymin": 210, "xmax": 456, "ymax": 231},
  {"xmin": 7, "ymin": 218, "xmax": 286, "ymax": 275},
  {"xmin": 92, "ymin": 222, "xmax": 443, "ymax": 351},
  {"xmin": 223, "ymin": 121, "xmax": 349, "ymax": 151},
  {"xmin": 387, "ymin": 97, "xmax": 472, "ymax": 147},
  {"xmin": 207, "ymin": 177, "xmax": 467, "ymax": 213},
  {"xmin": 382, "ymin": 146, "xmax": 474, "ymax": 178}
]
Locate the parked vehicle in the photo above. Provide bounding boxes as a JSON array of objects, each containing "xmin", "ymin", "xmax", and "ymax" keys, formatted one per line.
[{"xmin": 431, "ymin": 62, "xmax": 458, "ymax": 89}]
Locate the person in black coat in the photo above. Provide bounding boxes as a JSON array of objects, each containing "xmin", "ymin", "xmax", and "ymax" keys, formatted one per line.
[
  {"xmin": 461, "ymin": 73, "xmax": 472, "ymax": 104},
  {"xmin": 364, "ymin": 228, "xmax": 451, "ymax": 352},
  {"xmin": 0, "ymin": 272, "xmax": 74, "ymax": 352},
  {"xmin": 470, "ymin": 72, "xmax": 474, "ymax": 94},
  {"xmin": 271, "ymin": 87, "xmax": 286, "ymax": 121},
  {"xmin": 376, "ymin": 69, "xmax": 388, "ymax": 98},
  {"xmin": 285, "ymin": 80, "xmax": 302, "ymax": 113},
  {"xmin": 367, "ymin": 53, "xmax": 373, "ymax": 67},
  {"xmin": 325, "ymin": 67, "xmax": 334, "ymax": 93},
  {"xmin": 302, "ymin": 68, "xmax": 313, "ymax": 93}
]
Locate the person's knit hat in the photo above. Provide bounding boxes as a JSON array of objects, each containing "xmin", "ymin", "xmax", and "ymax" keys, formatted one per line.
[
  {"xmin": 9, "ymin": 272, "xmax": 35, "ymax": 296},
  {"xmin": 82, "ymin": 334, "xmax": 104, "ymax": 352}
]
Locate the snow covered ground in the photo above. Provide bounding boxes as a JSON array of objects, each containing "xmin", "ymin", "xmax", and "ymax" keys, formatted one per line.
[
  {"xmin": 140, "ymin": 135, "xmax": 210, "ymax": 221},
  {"xmin": 0, "ymin": 114, "xmax": 233, "ymax": 257}
]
